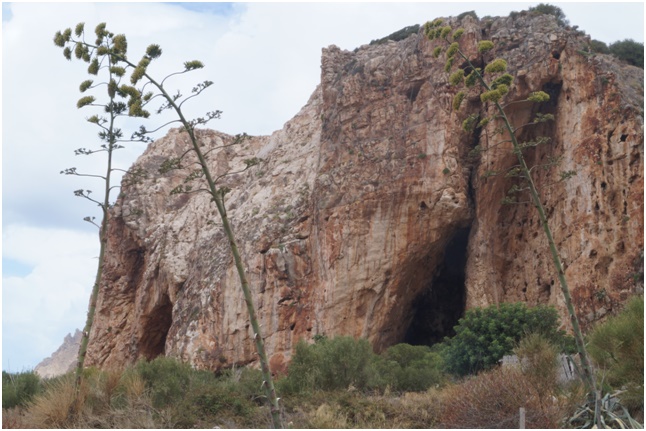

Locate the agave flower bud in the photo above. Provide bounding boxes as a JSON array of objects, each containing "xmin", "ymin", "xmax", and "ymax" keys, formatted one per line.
[
  {"xmin": 453, "ymin": 91, "xmax": 466, "ymax": 111},
  {"xmin": 184, "ymin": 60, "xmax": 204, "ymax": 70},
  {"xmin": 88, "ymin": 58, "xmax": 100, "ymax": 75},
  {"xmin": 480, "ymin": 89, "xmax": 503, "ymax": 103},
  {"xmin": 53, "ymin": 31, "xmax": 66, "ymax": 47},
  {"xmin": 465, "ymin": 69, "xmax": 481, "ymax": 87},
  {"xmin": 452, "ymin": 28, "xmax": 465, "ymax": 40},
  {"xmin": 423, "ymin": 21, "xmax": 435, "ymax": 40},
  {"xmin": 112, "ymin": 34, "xmax": 127, "ymax": 55},
  {"xmin": 444, "ymin": 56, "xmax": 454, "ymax": 73},
  {"xmin": 63, "ymin": 28, "xmax": 72, "ymax": 42},
  {"xmin": 446, "ymin": 42, "xmax": 459, "ymax": 59},
  {"xmin": 79, "ymin": 80, "xmax": 93, "ymax": 92},
  {"xmin": 74, "ymin": 43, "xmax": 84, "ymax": 59},
  {"xmin": 109, "ymin": 66, "xmax": 126, "ymax": 77},
  {"xmin": 478, "ymin": 40, "xmax": 494, "ymax": 53},
  {"xmin": 95, "ymin": 22, "xmax": 107, "ymax": 38},
  {"xmin": 449, "ymin": 69, "xmax": 465, "ymax": 86},
  {"xmin": 528, "ymin": 91, "xmax": 550, "ymax": 102},
  {"xmin": 146, "ymin": 44, "xmax": 162, "ymax": 59},
  {"xmin": 74, "ymin": 22, "xmax": 84, "ymax": 37},
  {"xmin": 484, "ymin": 58, "xmax": 507, "ymax": 74},
  {"xmin": 77, "ymin": 95, "xmax": 96, "ymax": 109}
]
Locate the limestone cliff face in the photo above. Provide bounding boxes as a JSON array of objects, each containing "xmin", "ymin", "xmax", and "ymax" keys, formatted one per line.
[{"xmin": 86, "ymin": 13, "xmax": 643, "ymax": 372}]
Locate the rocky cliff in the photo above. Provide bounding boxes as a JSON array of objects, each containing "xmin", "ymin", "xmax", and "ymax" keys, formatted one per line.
[
  {"xmin": 85, "ymin": 12, "xmax": 643, "ymax": 372},
  {"xmin": 35, "ymin": 330, "xmax": 81, "ymax": 378}
]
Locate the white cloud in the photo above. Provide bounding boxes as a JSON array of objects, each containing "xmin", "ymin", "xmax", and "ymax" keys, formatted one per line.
[
  {"xmin": 2, "ymin": 1, "xmax": 643, "ymax": 371},
  {"xmin": 2, "ymin": 224, "xmax": 98, "ymax": 369}
]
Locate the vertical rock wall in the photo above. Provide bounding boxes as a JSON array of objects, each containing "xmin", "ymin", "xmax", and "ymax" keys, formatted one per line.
[{"xmin": 85, "ymin": 13, "xmax": 643, "ymax": 371}]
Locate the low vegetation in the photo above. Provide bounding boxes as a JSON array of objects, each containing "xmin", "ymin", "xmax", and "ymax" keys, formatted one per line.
[
  {"xmin": 4, "ymin": 298, "xmax": 641, "ymax": 428},
  {"xmin": 586, "ymin": 38, "xmax": 645, "ymax": 69},
  {"xmin": 2, "ymin": 371, "xmax": 40, "ymax": 409},
  {"xmin": 588, "ymin": 296, "xmax": 644, "ymax": 415},
  {"xmin": 443, "ymin": 302, "xmax": 574, "ymax": 376},
  {"xmin": 369, "ymin": 24, "xmax": 420, "ymax": 46}
]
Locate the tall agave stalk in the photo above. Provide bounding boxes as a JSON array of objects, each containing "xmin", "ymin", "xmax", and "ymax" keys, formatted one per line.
[
  {"xmin": 55, "ymin": 26, "xmax": 125, "ymax": 397},
  {"xmin": 55, "ymin": 23, "xmax": 283, "ymax": 428},
  {"xmin": 423, "ymin": 18, "xmax": 601, "ymax": 427}
]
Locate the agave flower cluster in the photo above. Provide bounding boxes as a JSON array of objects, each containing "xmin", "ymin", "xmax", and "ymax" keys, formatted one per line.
[
  {"xmin": 55, "ymin": 22, "xmax": 207, "ymax": 123},
  {"xmin": 422, "ymin": 18, "xmax": 601, "ymax": 424},
  {"xmin": 423, "ymin": 19, "xmax": 550, "ymax": 115}
]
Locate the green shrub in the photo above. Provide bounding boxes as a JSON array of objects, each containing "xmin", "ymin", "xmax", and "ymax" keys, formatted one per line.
[
  {"xmin": 514, "ymin": 333, "xmax": 561, "ymax": 399},
  {"xmin": 376, "ymin": 343, "xmax": 445, "ymax": 392},
  {"xmin": 590, "ymin": 39, "xmax": 610, "ymax": 54},
  {"xmin": 369, "ymin": 25, "xmax": 420, "ymax": 46},
  {"xmin": 527, "ymin": 3, "xmax": 569, "ymax": 26},
  {"xmin": 443, "ymin": 302, "xmax": 573, "ymax": 376},
  {"xmin": 281, "ymin": 336, "xmax": 379, "ymax": 393},
  {"xmin": 457, "ymin": 10, "xmax": 478, "ymax": 21},
  {"xmin": 588, "ymin": 296, "xmax": 644, "ymax": 413},
  {"xmin": 134, "ymin": 358, "xmax": 265, "ymax": 427},
  {"xmin": 2, "ymin": 370, "xmax": 41, "ymax": 408},
  {"xmin": 184, "ymin": 368, "xmax": 262, "ymax": 426},
  {"xmin": 609, "ymin": 39, "xmax": 644, "ymax": 68},
  {"xmin": 135, "ymin": 356, "xmax": 192, "ymax": 408}
]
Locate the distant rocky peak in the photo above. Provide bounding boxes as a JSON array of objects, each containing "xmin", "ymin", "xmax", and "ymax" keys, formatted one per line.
[{"xmin": 35, "ymin": 329, "xmax": 81, "ymax": 378}]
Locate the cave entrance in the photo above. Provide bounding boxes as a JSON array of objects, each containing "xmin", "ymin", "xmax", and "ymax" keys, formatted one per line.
[
  {"xmin": 404, "ymin": 227, "xmax": 469, "ymax": 346},
  {"xmin": 140, "ymin": 294, "xmax": 173, "ymax": 360}
]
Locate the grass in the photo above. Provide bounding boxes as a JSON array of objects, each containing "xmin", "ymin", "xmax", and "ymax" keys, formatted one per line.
[
  {"xmin": 4, "ymin": 321, "xmax": 642, "ymax": 428},
  {"xmin": 1, "ymin": 360, "xmax": 573, "ymax": 428}
]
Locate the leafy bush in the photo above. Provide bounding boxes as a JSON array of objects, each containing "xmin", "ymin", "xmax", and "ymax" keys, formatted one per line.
[
  {"xmin": 2, "ymin": 370, "xmax": 41, "ymax": 408},
  {"xmin": 588, "ymin": 296, "xmax": 644, "ymax": 413},
  {"xmin": 135, "ymin": 356, "xmax": 193, "ymax": 408},
  {"xmin": 281, "ymin": 336, "xmax": 379, "ymax": 393},
  {"xmin": 590, "ymin": 39, "xmax": 610, "ymax": 54},
  {"xmin": 457, "ymin": 10, "xmax": 478, "ymax": 21},
  {"xmin": 369, "ymin": 25, "xmax": 420, "ymax": 46},
  {"xmin": 375, "ymin": 343, "xmax": 445, "ymax": 392},
  {"xmin": 609, "ymin": 39, "xmax": 644, "ymax": 68},
  {"xmin": 527, "ymin": 3, "xmax": 569, "ymax": 26},
  {"xmin": 442, "ymin": 302, "xmax": 573, "ymax": 376}
]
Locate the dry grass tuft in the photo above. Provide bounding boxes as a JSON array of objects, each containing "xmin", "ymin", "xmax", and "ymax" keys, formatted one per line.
[
  {"xmin": 120, "ymin": 369, "xmax": 146, "ymax": 402},
  {"xmin": 309, "ymin": 403, "xmax": 349, "ymax": 428},
  {"xmin": 383, "ymin": 390, "xmax": 443, "ymax": 428},
  {"xmin": 24, "ymin": 375, "xmax": 82, "ymax": 428},
  {"xmin": 2, "ymin": 407, "xmax": 28, "ymax": 428},
  {"xmin": 439, "ymin": 365, "xmax": 573, "ymax": 428}
]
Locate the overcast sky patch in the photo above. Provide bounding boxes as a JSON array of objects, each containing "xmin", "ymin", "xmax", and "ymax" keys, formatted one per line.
[
  {"xmin": 168, "ymin": 2, "xmax": 237, "ymax": 16},
  {"xmin": 2, "ymin": 3, "xmax": 12, "ymax": 22}
]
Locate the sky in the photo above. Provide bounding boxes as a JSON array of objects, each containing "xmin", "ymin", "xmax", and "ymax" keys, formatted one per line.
[{"xmin": 2, "ymin": 1, "xmax": 644, "ymax": 372}]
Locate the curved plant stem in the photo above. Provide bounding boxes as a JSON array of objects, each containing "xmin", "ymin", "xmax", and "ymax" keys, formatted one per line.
[
  {"xmin": 126, "ymin": 60, "xmax": 283, "ymax": 428},
  {"xmin": 454, "ymin": 46, "xmax": 601, "ymax": 427}
]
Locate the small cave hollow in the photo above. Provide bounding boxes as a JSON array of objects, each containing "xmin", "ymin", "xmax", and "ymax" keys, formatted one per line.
[
  {"xmin": 140, "ymin": 294, "xmax": 173, "ymax": 361},
  {"xmin": 403, "ymin": 227, "xmax": 469, "ymax": 346}
]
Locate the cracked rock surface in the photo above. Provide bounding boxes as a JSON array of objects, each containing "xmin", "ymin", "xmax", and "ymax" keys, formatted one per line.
[{"xmin": 85, "ymin": 13, "xmax": 643, "ymax": 371}]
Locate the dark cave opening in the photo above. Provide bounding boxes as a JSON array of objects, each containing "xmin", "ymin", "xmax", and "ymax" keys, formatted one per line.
[
  {"xmin": 404, "ymin": 227, "xmax": 469, "ymax": 346},
  {"xmin": 140, "ymin": 294, "xmax": 173, "ymax": 361}
]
